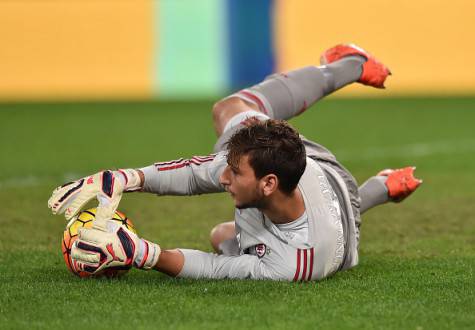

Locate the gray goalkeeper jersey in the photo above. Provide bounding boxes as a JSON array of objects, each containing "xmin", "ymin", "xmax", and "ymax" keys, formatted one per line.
[{"xmin": 141, "ymin": 151, "xmax": 358, "ymax": 281}]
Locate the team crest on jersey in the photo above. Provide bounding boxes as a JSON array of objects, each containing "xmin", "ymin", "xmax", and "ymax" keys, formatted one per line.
[{"xmin": 255, "ymin": 244, "xmax": 267, "ymax": 258}]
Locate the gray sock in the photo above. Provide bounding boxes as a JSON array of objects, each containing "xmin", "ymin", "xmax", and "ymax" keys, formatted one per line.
[
  {"xmin": 359, "ymin": 176, "xmax": 389, "ymax": 214},
  {"xmin": 231, "ymin": 56, "xmax": 365, "ymax": 120}
]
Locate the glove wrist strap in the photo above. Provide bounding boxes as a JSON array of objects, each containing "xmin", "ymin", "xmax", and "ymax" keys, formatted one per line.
[
  {"xmin": 118, "ymin": 169, "xmax": 142, "ymax": 192},
  {"xmin": 134, "ymin": 239, "xmax": 161, "ymax": 270}
]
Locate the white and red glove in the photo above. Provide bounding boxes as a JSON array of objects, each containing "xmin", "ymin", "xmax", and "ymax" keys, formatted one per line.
[
  {"xmin": 48, "ymin": 169, "xmax": 142, "ymax": 225},
  {"xmin": 70, "ymin": 219, "xmax": 161, "ymax": 275}
]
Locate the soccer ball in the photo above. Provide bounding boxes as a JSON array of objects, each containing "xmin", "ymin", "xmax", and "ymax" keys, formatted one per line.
[{"xmin": 61, "ymin": 208, "xmax": 137, "ymax": 278}]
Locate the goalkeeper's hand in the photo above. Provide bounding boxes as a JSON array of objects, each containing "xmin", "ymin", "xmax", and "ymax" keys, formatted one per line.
[
  {"xmin": 48, "ymin": 169, "xmax": 142, "ymax": 225},
  {"xmin": 70, "ymin": 219, "xmax": 161, "ymax": 275}
]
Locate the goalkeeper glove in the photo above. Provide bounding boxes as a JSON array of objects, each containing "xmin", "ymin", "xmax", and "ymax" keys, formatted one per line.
[
  {"xmin": 70, "ymin": 219, "xmax": 161, "ymax": 275},
  {"xmin": 48, "ymin": 169, "xmax": 142, "ymax": 225}
]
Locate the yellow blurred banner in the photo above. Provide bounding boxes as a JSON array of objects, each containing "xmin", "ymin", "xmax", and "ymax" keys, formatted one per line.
[
  {"xmin": 0, "ymin": 0, "xmax": 474, "ymax": 101},
  {"xmin": 0, "ymin": 0, "xmax": 153, "ymax": 101},
  {"xmin": 275, "ymin": 0, "xmax": 475, "ymax": 96}
]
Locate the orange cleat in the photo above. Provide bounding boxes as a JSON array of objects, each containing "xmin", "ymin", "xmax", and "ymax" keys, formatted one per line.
[
  {"xmin": 320, "ymin": 44, "xmax": 391, "ymax": 88},
  {"xmin": 378, "ymin": 167, "xmax": 422, "ymax": 202}
]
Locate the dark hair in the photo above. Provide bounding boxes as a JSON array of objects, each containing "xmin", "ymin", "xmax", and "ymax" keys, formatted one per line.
[{"xmin": 226, "ymin": 119, "xmax": 306, "ymax": 194}]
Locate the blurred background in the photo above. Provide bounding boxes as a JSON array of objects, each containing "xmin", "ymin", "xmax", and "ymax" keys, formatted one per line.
[{"xmin": 0, "ymin": 0, "xmax": 474, "ymax": 102}]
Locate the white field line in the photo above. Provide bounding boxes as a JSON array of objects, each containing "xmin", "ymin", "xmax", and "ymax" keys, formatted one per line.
[
  {"xmin": 0, "ymin": 139, "xmax": 474, "ymax": 190},
  {"xmin": 0, "ymin": 172, "xmax": 83, "ymax": 190},
  {"xmin": 334, "ymin": 139, "xmax": 475, "ymax": 162}
]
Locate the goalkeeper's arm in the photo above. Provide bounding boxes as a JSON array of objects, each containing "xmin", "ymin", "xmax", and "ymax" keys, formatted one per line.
[
  {"xmin": 138, "ymin": 152, "xmax": 227, "ymax": 196},
  {"xmin": 71, "ymin": 227, "xmax": 292, "ymax": 281},
  {"xmin": 48, "ymin": 152, "xmax": 227, "ymax": 221},
  {"xmin": 155, "ymin": 248, "xmax": 294, "ymax": 281}
]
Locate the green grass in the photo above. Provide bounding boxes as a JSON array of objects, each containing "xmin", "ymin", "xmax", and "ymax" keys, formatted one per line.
[{"xmin": 0, "ymin": 97, "xmax": 474, "ymax": 329}]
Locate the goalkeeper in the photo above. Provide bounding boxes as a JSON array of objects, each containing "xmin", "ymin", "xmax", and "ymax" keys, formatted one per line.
[{"xmin": 48, "ymin": 44, "xmax": 421, "ymax": 281}]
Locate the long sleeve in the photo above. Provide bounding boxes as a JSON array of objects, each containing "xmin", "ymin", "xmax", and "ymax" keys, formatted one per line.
[
  {"xmin": 140, "ymin": 152, "xmax": 227, "ymax": 196},
  {"xmin": 177, "ymin": 249, "xmax": 289, "ymax": 280}
]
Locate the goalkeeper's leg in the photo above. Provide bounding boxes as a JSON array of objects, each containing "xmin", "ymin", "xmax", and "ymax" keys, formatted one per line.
[
  {"xmin": 211, "ymin": 55, "xmax": 364, "ymax": 136},
  {"xmin": 210, "ymin": 221, "xmax": 239, "ymax": 255},
  {"xmin": 212, "ymin": 44, "xmax": 391, "ymax": 137},
  {"xmin": 359, "ymin": 167, "xmax": 422, "ymax": 213},
  {"xmin": 210, "ymin": 56, "xmax": 362, "ymax": 152}
]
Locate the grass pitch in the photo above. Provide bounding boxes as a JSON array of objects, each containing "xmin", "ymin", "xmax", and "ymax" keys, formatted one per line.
[{"xmin": 0, "ymin": 97, "xmax": 474, "ymax": 329}]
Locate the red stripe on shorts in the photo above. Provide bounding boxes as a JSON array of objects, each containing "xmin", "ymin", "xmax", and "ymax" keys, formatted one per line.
[
  {"xmin": 301, "ymin": 249, "xmax": 308, "ymax": 281},
  {"xmin": 239, "ymin": 90, "xmax": 268, "ymax": 115},
  {"xmin": 307, "ymin": 248, "xmax": 314, "ymax": 281},
  {"xmin": 293, "ymin": 249, "xmax": 301, "ymax": 281}
]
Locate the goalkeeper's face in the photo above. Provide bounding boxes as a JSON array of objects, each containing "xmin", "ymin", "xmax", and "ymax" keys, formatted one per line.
[{"xmin": 220, "ymin": 154, "xmax": 269, "ymax": 210}]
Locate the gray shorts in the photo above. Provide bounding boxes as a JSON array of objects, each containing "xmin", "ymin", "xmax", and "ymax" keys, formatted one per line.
[{"xmin": 213, "ymin": 116, "xmax": 362, "ymax": 255}]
